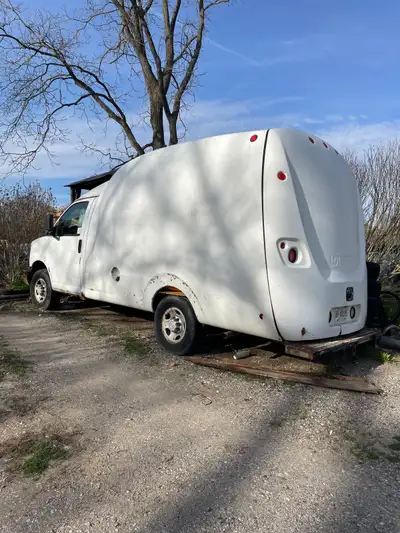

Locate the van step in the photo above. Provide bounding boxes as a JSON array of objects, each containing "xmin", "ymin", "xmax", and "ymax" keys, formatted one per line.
[{"xmin": 284, "ymin": 328, "xmax": 379, "ymax": 361}]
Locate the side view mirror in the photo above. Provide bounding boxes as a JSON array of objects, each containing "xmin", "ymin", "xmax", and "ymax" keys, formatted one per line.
[{"xmin": 45, "ymin": 213, "xmax": 54, "ymax": 235}]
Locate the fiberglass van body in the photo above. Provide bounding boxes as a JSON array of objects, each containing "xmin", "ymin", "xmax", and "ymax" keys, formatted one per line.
[{"xmin": 28, "ymin": 128, "xmax": 367, "ymax": 354}]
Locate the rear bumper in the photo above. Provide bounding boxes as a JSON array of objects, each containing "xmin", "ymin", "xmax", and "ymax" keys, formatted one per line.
[{"xmin": 284, "ymin": 327, "xmax": 378, "ymax": 361}]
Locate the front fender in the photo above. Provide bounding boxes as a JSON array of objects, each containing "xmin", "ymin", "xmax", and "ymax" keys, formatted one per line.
[{"xmin": 142, "ymin": 273, "xmax": 205, "ymax": 323}]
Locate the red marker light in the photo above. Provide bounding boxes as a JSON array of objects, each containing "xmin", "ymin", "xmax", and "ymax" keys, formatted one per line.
[
  {"xmin": 288, "ymin": 248, "xmax": 298, "ymax": 263},
  {"xmin": 280, "ymin": 242, "xmax": 286, "ymax": 249},
  {"xmin": 250, "ymin": 134, "xmax": 258, "ymax": 142},
  {"xmin": 323, "ymin": 142, "xmax": 328, "ymax": 148},
  {"xmin": 309, "ymin": 137, "xmax": 315, "ymax": 144},
  {"xmin": 277, "ymin": 171, "xmax": 287, "ymax": 181}
]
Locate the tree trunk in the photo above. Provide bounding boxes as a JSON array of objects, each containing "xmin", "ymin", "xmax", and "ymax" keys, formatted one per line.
[
  {"xmin": 150, "ymin": 97, "xmax": 166, "ymax": 150},
  {"xmin": 168, "ymin": 112, "xmax": 179, "ymax": 146}
]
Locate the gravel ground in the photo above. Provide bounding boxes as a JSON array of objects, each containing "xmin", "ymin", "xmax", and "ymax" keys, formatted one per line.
[{"xmin": 0, "ymin": 310, "xmax": 400, "ymax": 533}]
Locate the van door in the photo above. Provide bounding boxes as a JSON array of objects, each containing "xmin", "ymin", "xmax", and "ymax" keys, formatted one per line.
[
  {"xmin": 48, "ymin": 199, "xmax": 94, "ymax": 294},
  {"xmin": 263, "ymin": 128, "xmax": 366, "ymax": 341}
]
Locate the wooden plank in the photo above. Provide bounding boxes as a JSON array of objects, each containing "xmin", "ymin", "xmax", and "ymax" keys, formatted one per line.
[
  {"xmin": 186, "ymin": 356, "xmax": 382, "ymax": 394},
  {"xmin": 0, "ymin": 293, "xmax": 29, "ymax": 302}
]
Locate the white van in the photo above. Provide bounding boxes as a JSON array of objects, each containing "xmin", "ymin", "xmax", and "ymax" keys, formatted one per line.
[{"xmin": 27, "ymin": 128, "xmax": 367, "ymax": 355}]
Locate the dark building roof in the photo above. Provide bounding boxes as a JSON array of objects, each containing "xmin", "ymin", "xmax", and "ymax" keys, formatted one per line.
[
  {"xmin": 65, "ymin": 166, "xmax": 122, "ymax": 190},
  {"xmin": 64, "ymin": 164, "xmax": 125, "ymax": 202}
]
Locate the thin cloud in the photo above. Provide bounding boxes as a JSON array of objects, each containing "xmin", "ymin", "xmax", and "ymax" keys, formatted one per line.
[
  {"xmin": 206, "ymin": 38, "xmax": 264, "ymax": 67},
  {"xmin": 318, "ymin": 121, "xmax": 400, "ymax": 152}
]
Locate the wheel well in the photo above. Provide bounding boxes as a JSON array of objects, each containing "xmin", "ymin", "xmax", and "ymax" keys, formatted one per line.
[
  {"xmin": 152, "ymin": 286, "xmax": 185, "ymax": 311},
  {"xmin": 27, "ymin": 261, "xmax": 47, "ymax": 284}
]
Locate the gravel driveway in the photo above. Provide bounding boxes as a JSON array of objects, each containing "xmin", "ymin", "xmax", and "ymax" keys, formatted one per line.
[{"xmin": 0, "ymin": 309, "xmax": 400, "ymax": 533}]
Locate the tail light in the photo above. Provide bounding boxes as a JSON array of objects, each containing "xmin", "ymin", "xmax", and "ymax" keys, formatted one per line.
[{"xmin": 288, "ymin": 248, "xmax": 297, "ymax": 263}]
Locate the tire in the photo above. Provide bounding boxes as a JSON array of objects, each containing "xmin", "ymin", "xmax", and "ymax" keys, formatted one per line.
[
  {"xmin": 154, "ymin": 296, "xmax": 199, "ymax": 355},
  {"xmin": 366, "ymin": 261, "xmax": 380, "ymax": 281},
  {"xmin": 30, "ymin": 269, "xmax": 61, "ymax": 311}
]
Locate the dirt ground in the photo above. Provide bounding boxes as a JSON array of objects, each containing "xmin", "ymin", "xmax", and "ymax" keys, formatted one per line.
[{"xmin": 0, "ymin": 302, "xmax": 400, "ymax": 533}]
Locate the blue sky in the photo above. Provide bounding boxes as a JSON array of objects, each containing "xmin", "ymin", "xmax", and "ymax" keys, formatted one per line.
[{"xmin": 3, "ymin": 0, "xmax": 400, "ymax": 204}]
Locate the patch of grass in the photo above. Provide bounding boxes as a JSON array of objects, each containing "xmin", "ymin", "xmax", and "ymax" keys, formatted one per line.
[
  {"xmin": 22, "ymin": 438, "xmax": 67, "ymax": 476},
  {"xmin": 83, "ymin": 320, "xmax": 149, "ymax": 359},
  {"xmin": 0, "ymin": 339, "xmax": 29, "ymax": 379},
  {"xmin": 121, "ymin": 333, "xmax": 148, "ymax": 358},
  {"xmin": 0, "ymin": 432, "xmax": 73, "ymax": 477},
  {"xmin": 386, "ymin": 454, "xmax": 400, "ymax": 463},
  {"xmin": 9, "ymin": 278, "xmax": 29, "ymax": 291},
  {"xmin": 57, "ymin": 312, "xmax": 151, "ymax": 361},
  {"xmin": 351, "ymin": 434, "xmax": 400, "ymax": 463},
  {"xmin": 388, "ymin": 440, "xmax": 400, "ymax": 452},
  {"xmin": 352, "ymin": 445, "xmax": 382, "ymax": 462}
]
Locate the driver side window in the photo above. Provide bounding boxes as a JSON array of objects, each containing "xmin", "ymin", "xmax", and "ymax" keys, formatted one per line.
[{"xmin": 56, "ymin": 201, "xmax": 89, "ymax": 237}]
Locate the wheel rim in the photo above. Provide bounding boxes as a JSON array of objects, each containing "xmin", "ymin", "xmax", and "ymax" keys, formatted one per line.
[
  {"xmin": 34, "ymin": 278, "xmax": 47, "ymax": 304},
  {"xmin": 161, "ymin": 307, "xmax": 186, "ymax": 344}
]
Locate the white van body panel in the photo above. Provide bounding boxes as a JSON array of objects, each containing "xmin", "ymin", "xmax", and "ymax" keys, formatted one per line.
[
  {"xmin": 263, "ymin": 129, "xmax": 367, "ymax": 341},
  {"xmin": 82, "ymin": 130, "xmax": 279, "ymax": 339},
  {"xmin": 29, "ymin": 127, "xmax": 367, "ymax": 342}
]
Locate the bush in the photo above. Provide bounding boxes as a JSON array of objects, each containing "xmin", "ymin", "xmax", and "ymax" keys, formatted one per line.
[
  {"xmin": 0, "ymin": 181, "xmax": 55, "ymax": 289},
  {"xmin": 344, "ymin": 141, "xmax": 400, "ymax": 284}
]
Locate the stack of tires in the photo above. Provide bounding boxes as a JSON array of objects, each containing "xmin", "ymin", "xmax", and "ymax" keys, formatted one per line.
[{"xmin": 366, "ymin": 261, "xmax": 381, "ymax": 327}]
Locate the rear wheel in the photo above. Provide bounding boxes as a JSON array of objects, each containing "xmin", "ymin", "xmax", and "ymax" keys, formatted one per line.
[
  {"xmin": 154, "ymin": 296, "xmax": 199, "ymax": 355},
  {"xmin": 30, "ymin": 269, "xmax": 61, "ymax": 311}
]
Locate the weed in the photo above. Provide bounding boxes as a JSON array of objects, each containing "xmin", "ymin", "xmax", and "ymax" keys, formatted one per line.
[
  {"xmin": 0, "ymin": 432, "xmax": 73, "ymax": 477},
  {"xmin": 121, "ymin": 334, "xmax": 148, "ymax": 358},
  {"xmin": 386, "ymin": 454, "xmax": 400, "ymax": 463},
  {"xmin": 359, "ymin": 345, "xmax": 395, "ymax": 364},
  {"xmin": 380, "ymin": 352, "xmax": 395, "ymax": 363},
  {"xmin": 10, "ymin": 278, "xmax": 29, "ymax": 291},
  {"xmin": 22, "ymin": 438, "xmax": 67, "ymax": 476},
  {"xmin": 352, "ymin": 445, "xmax": 382, "ymax": 462},
  {"xmin": 0, "ymin": 339, "xmax": 29, "ymax": 379},
  {"xmin": 388, "ymin": 440, "xmax": 400, "ymax": 452}
]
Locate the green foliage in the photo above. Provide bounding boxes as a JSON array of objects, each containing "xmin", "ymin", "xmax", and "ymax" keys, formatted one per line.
[{"xmin": 22, "ymin": 438, "xmax": 67, "ymax": 476}]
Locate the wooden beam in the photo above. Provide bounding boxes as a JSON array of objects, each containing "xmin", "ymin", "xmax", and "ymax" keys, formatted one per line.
[{"xmin": 185, "ymin": 356, "xmax": 382, "ymax": 394}]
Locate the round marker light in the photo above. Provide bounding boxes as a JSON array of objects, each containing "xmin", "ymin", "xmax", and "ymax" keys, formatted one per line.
[
  {"xmin": 277, "ymin": 171, "xmax": 287, "ymax": 181},
  {"xmin": 288, "ymin": 248, "xmax": 297, "ymax": 263},
  {"xmin": 250, "ymin": 135, "xmax": 258, "ymax": 142},
  {"xmin": 280, "ymin": 242, "xmax": 286, "ymax": 249}
]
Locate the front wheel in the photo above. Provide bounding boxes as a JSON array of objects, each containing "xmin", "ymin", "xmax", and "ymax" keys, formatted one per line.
[
  {"xmin": 30, "ymin": 269, "xmax": 61, "ymax": 311},
  {"xmin": 154, "ymin": 296, "xmax": 199, "ymax": 355}
]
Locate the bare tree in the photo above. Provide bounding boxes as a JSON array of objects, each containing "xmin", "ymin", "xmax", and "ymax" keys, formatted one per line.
[
  {"xmin": 0, "ymin": 0, "xmax": 230, "ymax": 174},
  {"xmin": 0, "ymin": 181, "xmax": 55, "ymax": 288},
  {"xmin": 344, "ymin": 141, "xmax": 400, "ymax": 282}
]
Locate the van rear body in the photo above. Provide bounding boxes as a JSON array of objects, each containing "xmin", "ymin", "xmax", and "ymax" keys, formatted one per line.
[
  {"xmin": 263, "ymin": 129, "xmax": 366, "ymax": 341},
  {"xmin": 28, "ymin": 128, "xmax": 367, "ymax": 352}
]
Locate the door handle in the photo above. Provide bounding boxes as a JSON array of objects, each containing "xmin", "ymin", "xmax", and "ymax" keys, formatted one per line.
[{"xmin": 78, "ymin": 239, "xmax": 82, "ymax": 253}]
